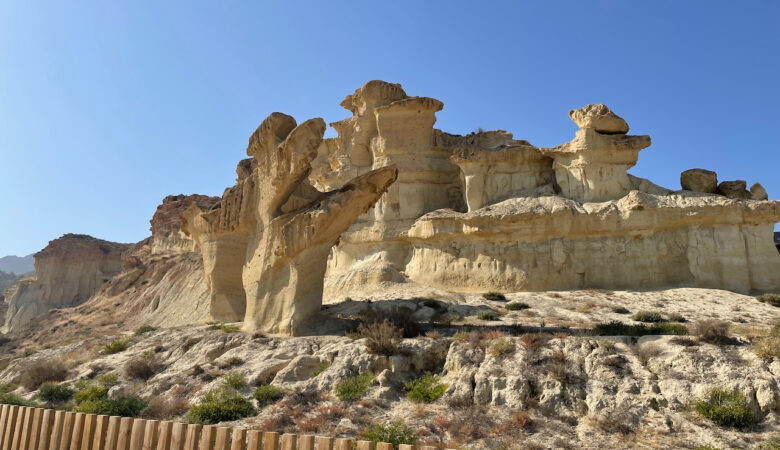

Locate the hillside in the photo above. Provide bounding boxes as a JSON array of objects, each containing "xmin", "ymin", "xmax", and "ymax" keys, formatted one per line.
[{"xmin": 0, "ymin": 255, "xmax": 33, "ymax": 275}]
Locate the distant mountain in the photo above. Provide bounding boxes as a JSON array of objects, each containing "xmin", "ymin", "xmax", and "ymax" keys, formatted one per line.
[{"xmin": 0, "ymin": 254, "xmax": 35, "ymax": 275}]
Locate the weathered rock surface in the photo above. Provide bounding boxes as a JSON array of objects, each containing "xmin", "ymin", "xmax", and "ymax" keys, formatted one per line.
[
  {"xmin": 184, "ymin": 109, "xmax": 398, "ymax": 335},
  {"xmin": 752, "ymin": 182, "xmax": 769, "ymax": 200},
  {"xmin": 680, "ymin": 168, "xmax": 718, "ymax": 193},
  {"xmin": 568, "ymin": 103, "xmax": 629, "ymax": 134},
  {"xmin": 2, "ymin": 234, "xmax": 130, "ymax": 332},
  {"xmin": 717, "ymin": 180, "xmax": 751, "ymax": 199},
  {"xmin": 150, "ymin": 194, "xmax": 220, "ymax": 254}
]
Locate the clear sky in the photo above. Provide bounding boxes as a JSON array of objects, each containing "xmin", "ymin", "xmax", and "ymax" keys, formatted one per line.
[{"xmin": 1, "ymin": 1, "xmax": 778, "ymax": 256}]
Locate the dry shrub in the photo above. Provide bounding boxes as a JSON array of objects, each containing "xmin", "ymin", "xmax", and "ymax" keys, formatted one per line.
[
  {"xmin": 512, "ymin": 411, "xmax": 532, "ymax": 430},
  {"xmin": 693, "ymin": 320, "xmax": 731, "ymax": 345},
  {"xmin": 547, "ymin": 362, "xmax": 568, "ymax": 383},
  {"xmin": 143, "ymin": 396, "xmax": 190, "ymax": 420},
  {"xmin": 588, "ymin": 405, "xmax": 636, "ymax": 435},
  {"xmin": 20, "ymin": 359, "xmax": 69, "ymax": 390},
  {"xmin": 125, "ymin": 357, "xmax": 161, "ymax": 380},
  {"xmin": 359, "ymin": 320, "xmax": 402, "ymax": 356},
  {"xmin": 358, "ymin": 307, "xmax": 420, "ymax": 337},
  {"xmin": 634, "ymin": 342, "xmax": 663, "ymax": 366},
  {"xmin": 521, "ymin": 333, "xmax": 550, "ymax": 351}
]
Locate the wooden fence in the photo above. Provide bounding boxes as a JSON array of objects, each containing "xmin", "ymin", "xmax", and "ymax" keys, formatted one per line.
[{"xmin": 0, "ymin": 404, "xmax": 450, "ymax": 450}]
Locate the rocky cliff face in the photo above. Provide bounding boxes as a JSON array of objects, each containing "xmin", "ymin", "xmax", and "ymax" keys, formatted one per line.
[
  {"xmin": 2, "ymin": 234, "xmax": 130, "ymax": 332},
  {"xmin": 150, "ymin": 194, "xmax": 220, "ymax": 254}
]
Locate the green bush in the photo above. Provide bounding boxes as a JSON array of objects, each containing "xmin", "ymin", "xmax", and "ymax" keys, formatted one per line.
[
  {"xmin": 631, "ymin": 311, "xmax": 663, "ymax": 323},
  {"xmin": 506, "ymin": 302, "xmax": 530, "ymax": 311},
  {"xmin": 666, "ymin": 313, "xmax": 687, "ymax": 323},
  {"xmin": 97, "ymin": 372, "xmax": 119, "ymax": 387},
  {"xmin": 186, "ymin": 386, "xmax": 255, "ymax": 425},
  {"xmin": 757, "ymin": 293, "xmax": 780, "ymax": 307},
  {"xmin": 220, "ymin": 324, "xmax": 241, "ymax": 333},
  {"xmin": 488, "ymin": 337, "xmax": 514, "ymax": 357},
  {"xmin": 37, "ymin": 383, "xmax": 74, "ymax": 404},
  {"xmin": 404, "ymin": 373, "xmax": 447, "ymax": 403},
  {"xmin": 104, "ymin": 338, "xmax": 131, "ymax": 355},
  {"xmin": 0, "ymin": 392, "xmax": 35, "ymax": 407},
  {"xmin": 76, "ymin": 395, "xmax": 148, "ymax": 417},
  {"xmin": 752, "ymin": 336, "xmax": 780, "ymax": 361},
  {"xmin": 335, "ymin": 372, "xmax": 373, "ymax": 401},
  {"xmin": 0, "ymin": 383, "xmax": 17, "ymax": 394},
  {"xmin": 253, "ymin": 385, "xmax": 281, "ymax": 407},
  {"xmin": 477, "ymin": 309, "xmax": 500, "ymax": 321},
  {"xmin": 222, "ymin": 372, "xmax": 247, "ymax": 390},
  {"xmin": 360, "ymin": 420, "xmax": 417, "ymax": 448},
  {"xmin": 134, "ymin": 325, "xmax": 157, "ymax": 336},
  {"xmin": 483, "ymin": 292, "xmax": 506, "ymax": 302},
  {"xmin": 593, "ymin": 321, "xmax": 688, "ymax": 337},
  {"xmin": 693, "ymin": 387, "xmax": 757, "ymax": 428},
  {"xmin": 0, "ymin": 336, "xmax": 10, "ymax": 346},
  {"xmin": 312, "ymin": 363, "xmax": 330, "ymax": 377},
  {"xmin": 74, "ymin": 386, "xmax": 108, "ymax": 404},
  {"xmin": 611, "ymin": 306, "xmax": 631, "ymax": 314}
]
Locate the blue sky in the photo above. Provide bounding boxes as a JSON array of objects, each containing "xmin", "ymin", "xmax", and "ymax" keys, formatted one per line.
[{"xmin": 1, "ymin": 1, "xmax": 778, "ymax": 256}]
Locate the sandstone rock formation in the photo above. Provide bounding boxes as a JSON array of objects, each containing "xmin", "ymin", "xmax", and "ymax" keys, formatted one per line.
[
  {"xmin": 680, "ymin": 168, "xmax": 718, "ymax": 193},
  {"xmin": 150, "ymin": 194, "xmax": 220, "ymax": 253},
  {"xmin": 184, "ymin": 111, "xmax": 398, "ymax": 335},
  {"xmin": 314, "ymin": 81, "xmax": 780, "ymax": 297},
  {"xmin": 717, "ymin": 180, "xmax": 751, "ymax": 199},
  {"xmin": 2, "ymin": 234, "xmax": 130, "ymax": 332},
  {"xmin": 752, "ymin": 182, "xmax": 769, "ymax": 201}
]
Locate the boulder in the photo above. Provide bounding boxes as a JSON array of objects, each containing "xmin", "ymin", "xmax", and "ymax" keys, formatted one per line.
[
  {"xmin": 717, "ymin": 180, "xmax": 750, "ymax": 199},
  {"xmin": 568, "ymin": 104, "xmax": 629, "ymax": 134},
  {"xmin": 680, "ymin": 168, "xmax": 717, "ymax": 193},
  {"xmin": 751, "ymin": 182, "xmax": 769, "ymax": 201}
]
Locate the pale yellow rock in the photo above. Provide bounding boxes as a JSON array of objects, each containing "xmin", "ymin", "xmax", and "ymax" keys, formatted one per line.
[
  {"xmin": 751, "ymin": 182, "xmax": 769, "ymax": 201},
  {"xmin": 568, "ymin": 103, "xmax": 629, "ymax": 134},
  {"xmin": 680, "ymin": 168, "xmax": 718, "ymax": 193},
  {"xmin": 2, "ymin": 234, "xmax": 129, "ymax": 332},
  {"xmin": 539, "ymin": 105, "xmax": 651, "ymax": 203}
]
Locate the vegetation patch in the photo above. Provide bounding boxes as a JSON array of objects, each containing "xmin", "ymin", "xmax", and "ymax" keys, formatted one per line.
[
  {"xmin": 253, "ymin": 385, "xmax": 281, "ymax": 407},
  {"xmin": 693, "ymin": 320, "xmax": 731, "ymax": 345},
  {"xmin": 74, "ymin": 385, "xmax": 147, "ymax": 417},
  {"xmin": 753, "ymin": 336, "xmax": 780, "ymax": 361},
  {"xmin": 103, "ymin": 338, "xmax": 131, "ymax": 355},
  {"xmin": 134, "ymin": 325, "xmax": 157, "ymax": 335},
  {"xmin": 488, "ymin": 337, "xmax": 514, "ymax": 357},
  {"xmin": 359, "ymin": 320, "xmax": 402, "ymax": 356},
  {"xmin": 186, "ymin": 385, "xmax": 255, "ymax": 425},
  {"xmin": 611, "ymin": 306, "xmax": 630, "ymax": 314},
  {"xmin": 477, "ymin": 309, "xmax": 500, "ymax": 321},
  {"xmin": 404, "ymin": 373, "xmax": 447, "ymax": 403},
  {"xmin": 757, "ymin": 293, "xmax": 780, "ymax": 307},
  {"xmin": 125, "ymin": 356, "xmax": 161, "ymax": 380},
  {"xmin": 666, "ymin": 313, "xmax": 687, "ymax": 323},
  {"xmin": 37, "ymin": 383, "xmax": 74, "ymax": 404},
  {"xmin": 693, "ymin": 387, "xmax": 757, "ymax": 428},
  {"xmin": 312, "ymin": 363, "xmax": 330, "ymax": 377},
  {"xmin": 20, "ymin": 359, "xmax": 69, "ymax": 390},
  {"xmin": 593, "ymin": 321, "xmax": 688, "ymax": 337},
  {"xmin": 360, "ymin": 420, "xmax": 418, "ymax": 448},
  {"xmin": 223, "ymin": 372, "xmax": 247, "ymax": 390},
  {"xmin": 482, "ymin": 292, "xmax": 507, "ymax": 302},
  {"xmin": 335, "ymin": 372, "xmax": 373, "ymax": 402},
  {"xmin": 0, "ymin": 392, "xmax": 35, "ymax": 407},
  {"xmin": 631, "ymin": 311, "xmax": 663, "ymax": 323},
  {"xmin": 506, "ymin": 302, "xmax": 530, "ymax": 311}
]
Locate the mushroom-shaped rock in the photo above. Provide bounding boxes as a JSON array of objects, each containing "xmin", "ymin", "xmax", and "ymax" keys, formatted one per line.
[
  {"xmin": 680, "ymin": 168, "xmax": 718, "ymax": 193},
  {"xmin": 751, "ymin": 182, "xmax": 769, "ymax": 201},
  {"xmin": 717, "ymin": 180, "xmax": 750, "ymax": 200},
  {"xmin": 540, "ymin": 105, "xmax": 650, "ymax": 203},
  {"xmin": 450, "ymin": 132, "xmax": 553, "ymax": 211},
  {"xmin": 241, "ymin": 113, "xmax": 398, "ymax": 336},
  {"xmin": 569, "ymin": 104, "xmax": 629, "ymax": 134}
]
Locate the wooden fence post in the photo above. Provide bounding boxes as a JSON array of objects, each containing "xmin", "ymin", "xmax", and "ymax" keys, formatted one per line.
[
  {"xmin": 356, "ymin": 441, "xmax": 374, "ymax": 450},
  {"xmin": 213, "ymin": 427, "xmax": 231, "ymax": 450},
  {"xmin": 129, "ymin": 418, "xmax": 147, "ymax": 450},
  {"xmin": 104, "ymin": 416, "xmax": 122, "ymax": 450},
  {"xmin": 398, "ymin": 445, "xmax": 416, "ymax": 450},
  {"xmin": 183, "ymin": 424, "xmax": 202, "ymax": 450},
  {"xmin": 280, "ymin": 433, "xmax": 296, "ymax": 450},
  {"xmin": 68, "ymin": 412, "xmax": 86, "ymax": 450},
  {"xmin": 418, "ymin": 446, "xmax": 438, "ymax": 450},
  {"xmin": 116, "ymin": 417, "xmax": 134, "ymax": 450},
  {"xmin": 92, "ymin": 415, "xmax": 111, "ymax": 450},
  {"xmin": 334, "ymin": 438, "xmax": 352, "ymax": 450},
  {"xmin": 47, "ymin": 410, "xmax": 65, "ymax": 450},
  {"xmin": 298, "ymin": 435, "xmax": 314, "ymax": 450},
  {"xmin": 316, "ymin": 436, "xmax": 334, "ymax": 450},
  {"xmin": 1, "ymin": 405, "xmax": 16, "ymax": 450},
  {"xmin": 15, "ymin": 406, "xmax": 35, "ymax": 450},
  {"xmin": 376, "ymin": 443, "xmax": 394, "ymax": 450},
  {"xmin": 199, "ymin": 425, "xmax": 216, "ymax": 450},
  {"xmin": 229, "ymin": 428, "xmax": 246, "ymax": 450},
  {"xmin": 262, "ymin": 432, "xmax": 278, "ymax": 450},
  {"xmin": 79, "ymin": 413, "xmax": 97, "ymax": 450},
  {"xmin": 155, "ymin": 421, "xmax": 174, "ymax": 450},
  {"xmin": 36, "ymin": 408, "xmax": 54, "ymax": 450},
  {"xmin": 142, "ymin": 419, "xmax": 159, "ymax": 450},
  {"xmin": 245, "ymin": 430, "xmax": 262, "ymax": 450},
  {"xmin": 169, "ymin": 422, "xmax": 187, "ymax": 450}
]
